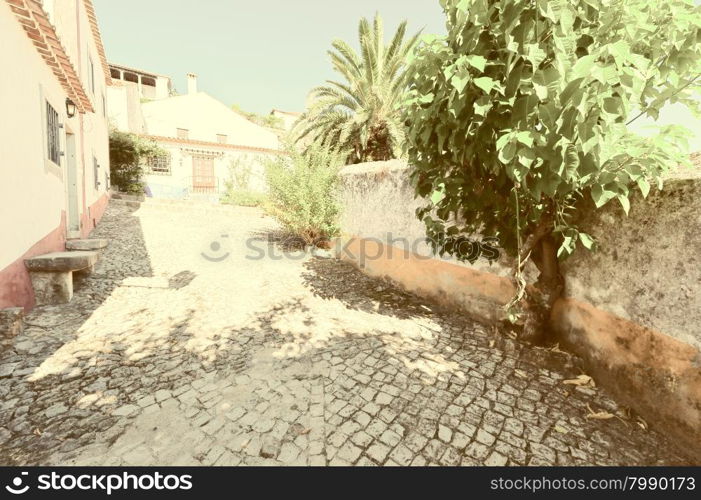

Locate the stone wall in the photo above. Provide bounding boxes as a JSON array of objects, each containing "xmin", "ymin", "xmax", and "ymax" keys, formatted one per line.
[{"xmin": 336, "ymin": 160, "xmax": 701, "ymax": 457}]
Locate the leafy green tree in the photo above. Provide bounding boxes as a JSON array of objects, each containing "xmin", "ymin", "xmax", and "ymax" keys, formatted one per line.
[
  {"xmin": 108, "ymin": 129, "xmax": 165, "ymax": 193},
  {"xmin": 231, "ymin": 104, "xmax": 285, "ymax": 129},
  {"xmin": 404, "ymin": 0, "xmax": 700, "ymax": 339},
  {"xmin": 294, "ymin": 13, "xmax": 421, "ymax": 164}
]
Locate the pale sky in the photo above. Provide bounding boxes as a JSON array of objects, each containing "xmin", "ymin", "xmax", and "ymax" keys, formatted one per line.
[
  {"xmin": 93, "ymin": 0, "xmax": 447, "ymax": 115},
  {"xmin": 93, "ymin": 0, "xmax": 699, "ymax": 149}
]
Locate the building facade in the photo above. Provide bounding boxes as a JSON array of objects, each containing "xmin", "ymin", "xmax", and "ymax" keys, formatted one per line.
[
  {"xmin": 108, "ymin": 71, "xmax": 283, "ymax": 200},
  {"xmin": 0, "ymin": 0, "xmax": 112, "ymax": 310}
]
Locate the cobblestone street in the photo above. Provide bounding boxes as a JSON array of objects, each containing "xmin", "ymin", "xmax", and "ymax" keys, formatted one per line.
[{"xmin": 0, "ymin": 201, "xmax": 689, "ymax": 465}]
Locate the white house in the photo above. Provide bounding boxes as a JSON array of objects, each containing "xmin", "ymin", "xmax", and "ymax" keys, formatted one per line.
[
  {"xmin": 0, "ymin": 0, "xmax": 112, "ymax": 310},
  {"xmin": 108, "ymin": 71, "xmax": 283, "ymax": 200}
]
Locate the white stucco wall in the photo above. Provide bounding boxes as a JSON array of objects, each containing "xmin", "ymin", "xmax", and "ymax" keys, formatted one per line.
[
  {"xmin": 107, "ymin": 83, "xmax": 146, "ymax": 134},
  {"xmin": 0, "ymin": 0, "xmax": 110, "ymax": 270},
  {"xmin": 144, "ymin": 145, "xmax": 273, "ymax": 199},
  {"xmin": 142, "ymin": 93, "xmax": 279, "ymax": 149},
  {"xmin": 50, "ymin": 0, "xmax": 110, "ymax": 214},
  {"xmin": 0, "ymin": 2, "xmax": 70, "ymax": 269},
  {"xmin": 339, "ymin": 160, "xmax": 513, "ymax": 277}
]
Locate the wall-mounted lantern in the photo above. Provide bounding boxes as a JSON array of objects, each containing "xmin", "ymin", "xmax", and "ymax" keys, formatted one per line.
[{"xmin": 65, "ymin": 98, "xmax": 77, "ymax": 118}]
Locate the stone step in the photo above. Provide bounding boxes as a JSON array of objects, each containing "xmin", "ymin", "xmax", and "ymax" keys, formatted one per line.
[
  {"xmin": 66, "ymin": 239, "xmax": 109, "ymax": 251},
  {"xmin": 110, "ymin": 198, "xmax": 142, "ymax": 208},
  {"xmin": 111, "ymin": 193, "xmax": 145, "ymax": 202},
  {"xmin": 25, "ymin": 251, "xmax": 98, "ymax": 272}
]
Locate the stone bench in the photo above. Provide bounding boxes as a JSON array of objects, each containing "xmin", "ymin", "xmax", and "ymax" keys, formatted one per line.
[
  {"xmin": 65, "ymin": 238, "xmax": 108, "ymax": 252},
  {"xmin": 24, "ymin": 251, "xmax": 98, "ymax": 306}
]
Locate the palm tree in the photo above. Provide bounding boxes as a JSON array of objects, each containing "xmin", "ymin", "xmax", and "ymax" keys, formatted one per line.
[{"xmin": 294, "ymin": 14, "xmax": 420, "ymax": 164}]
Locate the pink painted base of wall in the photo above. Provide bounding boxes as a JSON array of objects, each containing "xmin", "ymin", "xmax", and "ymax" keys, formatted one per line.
[
  {"xmin": 0, "ymin": 212, "xmax": 67, "ymax": 311},
  {"xmin": 335, "ymin": 236, "xmax": 515, "ymax": 322},
  {"xmin": 0, "ymin": 192, "xmax": 110, "ymax": 311},
  {"xmin": 80, "ymin": 192, "xmax": 110, "ymax": 238},
  {"xmin": 551, "ymin": 298, "xmax": 701, "ymax": 460},
  {"xmin": 338, "ymin": 235, "xmax": 701, "ymax": 461}
]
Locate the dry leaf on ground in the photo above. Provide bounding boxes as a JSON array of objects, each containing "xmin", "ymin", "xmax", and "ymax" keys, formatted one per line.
[
  {"xmin": 586, "ymin": 404, "xmax": 615, "ymax": 420},
  {"xmin": 563, "ymin": 374, "xmax": 595, "ymax": 387}
]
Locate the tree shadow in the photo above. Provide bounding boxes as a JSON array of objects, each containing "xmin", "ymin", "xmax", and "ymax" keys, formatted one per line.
[
  {"xmin": 0, "ymin": 201, "xmax": 157, "ymax": 464},
  {"xmin": 301, "ymin": 257, "xmax": 441, "ymax": 321}
]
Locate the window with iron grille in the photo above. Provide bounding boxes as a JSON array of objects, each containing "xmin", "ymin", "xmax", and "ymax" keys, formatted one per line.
[
  {"xmin": 46, "ymin": 100, "xmax": 60, "ymax": 165},
  {"xmin": 93, "ymin": 157, "xmax": 100, "ymax": 189},
  {"xmin": 147, "ymin": 154, "xmax": 171, "ymax": 175}
]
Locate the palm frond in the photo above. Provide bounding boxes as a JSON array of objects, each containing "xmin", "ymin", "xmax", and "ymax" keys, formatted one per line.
[{"xmin": 294, "ymin": 14, "xmax": 420, "ymax": 163}]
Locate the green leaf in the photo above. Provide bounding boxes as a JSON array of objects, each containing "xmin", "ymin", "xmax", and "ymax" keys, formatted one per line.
[
  {"xmin": 517, "ymin": 148, "xmax": 535, "ymax": 167},
  {"xmin": 591, "ymin": 184, "xmax": 616, "ymax": 208},
  {"xmin": 608, "ymin": 39, "xmax": 630, "ymax": 67},
  {"xmin": 465, "ymin": 55, "xmax": 487, "ymax": 72},
  {"xmin": 579, "ymin": 232, "xmax": 595, "ymax": 250},
  {"xmin": 515, "ymin": 131, "xmax": 534, "ymax": 147},
  {"xmin": 473, "ymin": 96, "xmax": 491, "ymax": 116},
  {"xmin": 431, "ymin": 187, "xmax": 445, "ymax": 204},
  {"xmin": 450, "ymin": 68, "xmax": 470, "ymax": 94},
  {"xmin": 451, "ymin": 72, "xmax": 469, "ymax": 93},
  {"xmin": 474, "ymin": 76, "xmax": 497, "ymax": 93},
  {"xmin": 557, "ymin": 235, "xmax": 576, "ymax": 258},
  {"xmin": 637, "ymin": 177, "xmax": 650, "ymax": 198},
  {"xmin": 533, "ymin": 80, "xmax": 548, "ymax": 101},
  {"xmin": 496, "ymin": 132, "xmax": 511, "ymax": 151},
  {"xmin": 618, "ymin": 194, "xmax": 630, "ymax": 215},
  {"xmin": 498, "ymin": 142, "xmax": 517, "ymax": 164},
  {"xmin": 564, "ymin": 144, "xmax": 579, "ymax": 179},
  {"xmin": 571, "ymin": 55, "xmax": 596, "ymax": 79},
  {"xmin": 525, "ymin": 44, "xmax": 547, "ymax": 67}
]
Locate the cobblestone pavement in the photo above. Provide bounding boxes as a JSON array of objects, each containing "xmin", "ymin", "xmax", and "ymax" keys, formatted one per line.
[{"xmin": 0, "ymin": 201, "xmax": 689, "ymax": 465}]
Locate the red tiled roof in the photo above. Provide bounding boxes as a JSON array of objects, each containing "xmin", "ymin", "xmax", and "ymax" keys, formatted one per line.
[
  {"xmin": 143, "ymin": 134, "xmax": 285, "ymax": 155},
  {"xmin": 83, "ymin": 0, "xmax": 112, "ymax": 86},
  {"xmin": 7, "ymin": 0, "xmax": 93, "ymax": 113}
]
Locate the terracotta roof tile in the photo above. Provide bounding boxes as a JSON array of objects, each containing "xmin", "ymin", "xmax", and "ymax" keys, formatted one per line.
[
  {"xmin": 8, "ymin": 0, "xmax": 94, "ymax": 113},
  {"xmin": 143, "ymin": 134, "xmax": 286, "ymax": 155},
  {"xmin": 82, "ymin": 0, "xmax": 111, "ymax": 86}
]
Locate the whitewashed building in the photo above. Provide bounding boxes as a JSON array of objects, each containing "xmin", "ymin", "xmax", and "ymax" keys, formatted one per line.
[
  {"xmin": 108, "ymin": 71, "xmax": 283, "ymax": 200},
  {"xmin": 0, "ymin": 0, "xmax": 112, "ymax": 310}
]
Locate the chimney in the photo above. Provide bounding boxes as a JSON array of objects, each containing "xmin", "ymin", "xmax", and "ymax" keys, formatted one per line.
[{"xmin": 186, "ymin": 73, "xmax": 198, "ymax": 94}]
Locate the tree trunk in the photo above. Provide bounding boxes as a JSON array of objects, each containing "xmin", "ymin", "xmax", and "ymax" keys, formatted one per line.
[{"xmin": 519, "ymin": 233, "xmax": 564, "ymax": 343}]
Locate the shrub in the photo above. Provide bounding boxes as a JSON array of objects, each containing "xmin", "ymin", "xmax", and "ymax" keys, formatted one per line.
[
  {"xmin": 221, "ymin": 157, "xmax": 267, "ymax": 206},
  {"xmin": 220, "ymin": 189, "xmax": 267, "ymax": 207},
  {"xmin": 264, "ymin": 143, "xmax": 345, "ymax": 246},
  {"xmin": 109, "ymin": 129, "xmax": 164, "ymax": 194}
]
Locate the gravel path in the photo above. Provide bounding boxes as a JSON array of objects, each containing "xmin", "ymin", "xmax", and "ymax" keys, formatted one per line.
[{"xmin": 0, "ymin": 200, "xmax": 689, "ymax": 465}]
